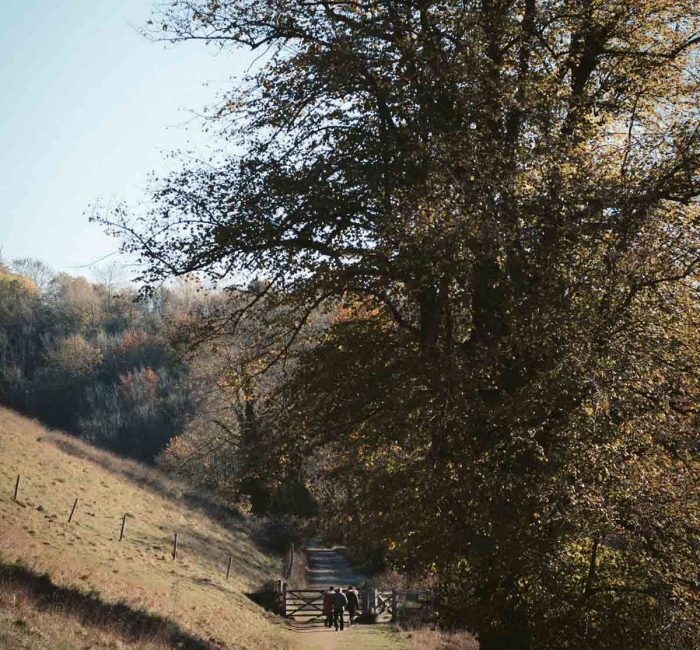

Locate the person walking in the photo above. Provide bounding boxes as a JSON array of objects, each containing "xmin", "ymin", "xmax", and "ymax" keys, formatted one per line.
[
  {"xmin": 322, "ymin": 586, "xmax": 335, "ymax": 628},
  {"xmin": 332, "ymin": 587, "xmax": 348, "ymax": 631},
  {"xmin": 346, "ymin": 585, "xmax": 360, "ymax": 625}
]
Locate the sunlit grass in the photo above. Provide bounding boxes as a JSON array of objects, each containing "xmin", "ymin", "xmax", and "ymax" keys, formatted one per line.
[
  {"xmin": 0, "ymin": 407, "xmax": 291, "ymax": 649},
  {"xmin": 0, "ymin": 407, "xmax": 467, "ymax": 650}
]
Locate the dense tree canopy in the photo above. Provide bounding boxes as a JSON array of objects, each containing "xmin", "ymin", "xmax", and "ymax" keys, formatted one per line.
[
  {"xmin": 101, "ymin": 1, "xmax": 699, "ymax": 648},
  {"xmin": 0, "ymin": 259, "xmax": 195, "ymax": 461}
]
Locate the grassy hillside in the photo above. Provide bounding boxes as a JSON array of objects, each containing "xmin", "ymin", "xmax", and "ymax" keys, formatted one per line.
[{"xmin": 0, "ymin": 407, "xmax": 292, "ymax": 649}]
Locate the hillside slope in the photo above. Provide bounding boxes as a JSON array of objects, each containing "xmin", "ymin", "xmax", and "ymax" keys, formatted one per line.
[{"xmin": 0, "ymin": 407, "xmax": 291, "ymax": 649}]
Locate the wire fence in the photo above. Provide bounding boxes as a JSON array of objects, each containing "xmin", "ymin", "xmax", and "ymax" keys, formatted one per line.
[{"xmin": 6, "ymin": 473, "xmax": 288, "ymax": 585}]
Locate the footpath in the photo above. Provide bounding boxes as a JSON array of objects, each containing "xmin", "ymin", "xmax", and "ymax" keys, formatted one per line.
[{"xmin": 288, "ymin": 541, "xmax": 407, "ymax": 650}]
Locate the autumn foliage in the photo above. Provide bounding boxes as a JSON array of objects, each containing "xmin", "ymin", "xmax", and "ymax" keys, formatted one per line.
[{"xmin": 100, "ymin": 1, "xmax": 700, "ymax": 648}]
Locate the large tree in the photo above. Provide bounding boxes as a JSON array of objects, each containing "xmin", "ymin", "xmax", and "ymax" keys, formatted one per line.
[{"xmin": 102, "ymin": 1, "xmax": 700, "ymax": 648}]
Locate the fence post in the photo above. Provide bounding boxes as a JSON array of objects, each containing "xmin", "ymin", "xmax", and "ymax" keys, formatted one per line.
[
  {"xmin": 226, "ymin": 554, "xmax": 232, "ymax": 580},
  {"xmin": 67, "ymin": 498, "xmax": 79, "ymax": 523},
  {"xmin": 391, "ymin": 588, "xmax": 398, "ymax": 622},
  {"xmin": 287, "ymin": 542, "xmax": 294, "ymax": 580},
  {"xmin": 119, "ymin": 514, "xmax": 127, "ymax": 542},
  {"xmin": 13, "ymin": 475, "xmax": 20, "ymax": 502},
  {"xmin": 282, "ymin": 581, "xmax": 288, "ymax": 618},
  {"xmin": 172, "ymin": 532, "xmax": 178, "ymax": 560}
]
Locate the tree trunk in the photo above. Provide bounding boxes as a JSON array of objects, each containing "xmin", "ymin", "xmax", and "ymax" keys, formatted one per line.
[{"xmin": 479, "ymin": 613, "xmax": 531, "ymax": 650}]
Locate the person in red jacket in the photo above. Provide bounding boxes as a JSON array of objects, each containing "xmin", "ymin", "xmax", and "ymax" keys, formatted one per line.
[{"xmin": 322, "ymin": 586, "xmax": 335, "ymax": 628}]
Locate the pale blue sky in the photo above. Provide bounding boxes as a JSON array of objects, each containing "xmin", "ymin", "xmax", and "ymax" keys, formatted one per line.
[{"xmin": 0, "ymin": 0, "xmax": 249, "ymax": 279}]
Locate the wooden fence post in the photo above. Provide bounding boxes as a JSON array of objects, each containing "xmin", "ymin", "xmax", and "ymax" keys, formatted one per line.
[
  {"xmin": 13, "ymin": 475, "xmax": 20, "ymax": 502},
  {"xmin": 287, "ymin": 542, "xmax": 294, "ymax": 580},
  {"xmin": 282, "ymin": 581, "xmax": 288, "ymax": 618},
  {"xmin": 119, "ymin": 514, "xmax": 127, "ymax": 542},
  {"xmin": 226, "ymin": 554, "xmax": 232, "ymax": 580},
  {"xmin": 67, "ymin": 498, "xmax": 79, "ymax": 523},
  {"xmin": 391, "ymin": 588, "xmax": 398, "ymax": 622},
  {"xmin": 172, "ymin": 532, "xmax": 178, "ymax": 560}
]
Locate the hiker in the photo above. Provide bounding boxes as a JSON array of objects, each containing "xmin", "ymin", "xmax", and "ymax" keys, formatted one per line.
[
  {"xmin": 332, "ymin": 587, "xmax": 348, "ymax": 631},
  {"xmin": 346, "ymin": 585, "xmax": 360, "ymax": 625},
  {"xmin": 322, "ymin": 586, "xmax": 335, "ymax": 628}
]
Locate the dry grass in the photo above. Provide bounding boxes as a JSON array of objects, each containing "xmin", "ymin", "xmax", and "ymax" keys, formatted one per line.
[
  {"xmin": 402, "ymin": 627, "xmax": 479, "ymax": 650},
  {"xmin": 0, "ymin": 595, "xmax": 156, "ymax": 650},
  {"xmin": 0, "ymin": 407, "xmax": 470, "ymax": 650},
  {"xmin": 0, "ymin": 564, "xmax": 185, "ymax": 649},
  {"xmin": 0, "ymin": 407, "xmax": 294, "ymax": 649}
]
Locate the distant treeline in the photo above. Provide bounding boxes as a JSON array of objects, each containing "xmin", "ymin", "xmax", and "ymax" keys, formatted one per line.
[
  {"xmin": 0, "ymin": 257, "xmax": 316, "ymax": 519},
  {"xmin": 0, "ymin": 258, "xmax": 200, "ymax": 462}
]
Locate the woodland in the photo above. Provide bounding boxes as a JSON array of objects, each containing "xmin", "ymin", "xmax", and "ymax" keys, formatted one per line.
[
  {"xmin": 0, "ymin": 261, "xmax": 313, "ymax": 514},
  {"xmin": 0, "ymin": 260, "xmax": 193, "ymax": 464},
  {"xmin": 2, "ymin": 1, "xmax": 700, "ymax": 649}
]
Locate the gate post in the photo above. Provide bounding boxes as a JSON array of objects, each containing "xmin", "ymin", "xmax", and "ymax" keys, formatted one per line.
[
  {"xmin": 391, "ymin": 588, "xmax": 398, "ymax": 622},
  {"xmin": 282, "ymin": 581, "xmax": 288, "ymax": 618}
]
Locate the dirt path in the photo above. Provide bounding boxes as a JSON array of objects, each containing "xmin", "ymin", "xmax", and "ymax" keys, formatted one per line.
[
  {"xmin": 304, "ymin": 540, "xmax": 367, "ymax": 590},
  {"xmin": 287, "ymin": 542, "xmax": 408, "ymax": 650},
  {"xmin": 290, "ymin": 623, "xmax": 406, "ymax": 650}
]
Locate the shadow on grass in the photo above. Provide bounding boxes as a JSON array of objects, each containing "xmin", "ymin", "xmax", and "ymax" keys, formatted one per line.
[
  {"xmin": 0, "ymin": 562, "xmax": 219, "ymax": 649},
  {"xmin": 245, "ymin": 580, "xmax": 281, "ymax": 614}
]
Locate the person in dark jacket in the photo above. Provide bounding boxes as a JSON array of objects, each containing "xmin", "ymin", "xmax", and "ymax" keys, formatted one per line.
[
  {"xmin": 346, "ymin": 585, "xmax": 360, "ymax": 625},
  {"xmin": 332, "ymin": 587, "xmax": 348, "ymax": 631},
  {"xmin": 322, "ymin": 586, "xmax": 335, "ymax": 628}
]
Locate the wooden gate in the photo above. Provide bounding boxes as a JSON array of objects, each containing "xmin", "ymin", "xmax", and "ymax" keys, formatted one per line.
[
  {"xmin": 276, "ymin": 582, "xmax": 431, "ymax": 624},
  {"xmin": 367, "ymin": 589, "xmax": 398, "ymax": 622},
  {"xmin": 281, "ymin": 587, "xmax": 327, "ymax": 622}
]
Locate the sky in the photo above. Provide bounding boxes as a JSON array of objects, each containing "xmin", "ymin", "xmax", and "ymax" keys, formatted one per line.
[{"xmin": 0, "ymin": 0, "xmax": 251, "ymax": 280}]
